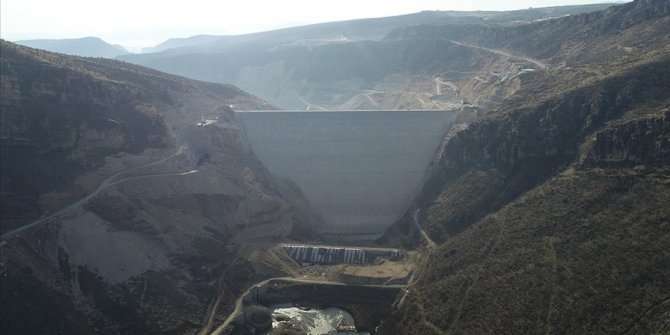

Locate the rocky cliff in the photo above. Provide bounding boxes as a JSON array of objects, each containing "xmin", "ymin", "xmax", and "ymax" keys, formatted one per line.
[
  {"xmin": 0, "ymin": 41, "xmax": 303, "ymax": 335},
  {"xmin": 581, "ymin": 110, "xmax": 670, "ymax": 168},
  {"xmin": 381, "ymin": 20, "xmax": 670, "ymax": 335},
  {"xmin": 419, "ymin": 49, "xmax": 669, "ymax": 236}
]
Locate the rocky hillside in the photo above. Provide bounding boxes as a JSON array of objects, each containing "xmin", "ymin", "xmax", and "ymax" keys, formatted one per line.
[
  {"xmin": 15, "ymin": 37, "xmax": 131, "ymax": 58},
  {"xmin": 120, "ymin": 4, "xmax": 615, "ymax": 110},
  {"xmin": 0, "ymin": 41, "xmax": 303, "ymax": 335},
  {"xmin": 139, "ymin": 5, "xmax": 614, "ymax": 55},
  {"xmin": 378, "ymin": 3, "xmax": 670, "ymax": 333},
  {"xmin": 0, "ymin": 40, "xmax": 273, "ymax": 232},
  {"xmin": 389, "ymin": 0, "xmax": 670, "ymax": 66}
]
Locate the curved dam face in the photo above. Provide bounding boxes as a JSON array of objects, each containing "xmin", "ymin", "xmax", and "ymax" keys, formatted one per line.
[{"xmin": 237, "ymin": 110, "xmax": 456, "ymax": 239}]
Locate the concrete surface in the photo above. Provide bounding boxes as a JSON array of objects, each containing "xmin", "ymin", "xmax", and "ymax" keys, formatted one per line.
[{"xmin": 237, "ymin": 110, "xmax": 456, "ymax": 238}]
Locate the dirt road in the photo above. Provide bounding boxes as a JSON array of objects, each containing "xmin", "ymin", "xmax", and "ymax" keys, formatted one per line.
[
  {"xmin": 0, "ymin": 147, "xmax": 189, "ymax": 243},
  {"xmin": 446, "ymin": 39, "xmax": 549, "ymax": 69}
]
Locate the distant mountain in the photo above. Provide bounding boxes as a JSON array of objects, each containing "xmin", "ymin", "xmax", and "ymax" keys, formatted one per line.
[
  {"xmin": 14, "ymin": 37, "xmax": 130, "ymax": 58},
  {"xmin": 140, "ymin": 4, "xmax": 616, "ymax": 56},
  {"xmin": 133, "ymin": 11, "xmax": 496, "ymax": 59},
  {"xmin": 121, "ymin": 3, "xmax": 618, "ymax": 110},
  {"xmin": 141, "ymin": 34, "xmax": 224, "ymax": 53}
]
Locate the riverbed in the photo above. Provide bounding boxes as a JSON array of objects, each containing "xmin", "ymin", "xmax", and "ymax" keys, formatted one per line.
[{"xmin": 268, "ymin": 304, "xmax": 371, "ymax": 335}]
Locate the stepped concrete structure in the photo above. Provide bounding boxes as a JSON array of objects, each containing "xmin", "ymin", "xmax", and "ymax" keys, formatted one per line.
[
  {"xmin": 237, "ymin": 110, "xmax": 457, "ymax": 239},
  {"xmin": 283, "ymin": 244, "xmax": 405, "ymax": 265}
]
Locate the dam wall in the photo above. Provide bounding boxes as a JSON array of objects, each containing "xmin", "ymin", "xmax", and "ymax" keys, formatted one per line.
[{"xmin": 237, "ymin": 110, "xmax": 456, "ymax": 238}]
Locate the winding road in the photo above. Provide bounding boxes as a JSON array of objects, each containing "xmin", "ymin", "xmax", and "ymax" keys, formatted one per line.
[
  {"xmin": 446, "ymin": 39, "xmax": 549, "ymax": 70},
  {"xmin": 413, "ymin": 209, "xmax": 437, "ymax": 249},
  {"xmin": 0, "ymin": 147, "xmax": 190, "ymax": 243}
]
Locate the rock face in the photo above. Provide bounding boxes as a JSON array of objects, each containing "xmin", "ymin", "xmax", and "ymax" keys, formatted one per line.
[
  {"xmin": 415, "ymin": 56, "xmax": 670, "ymax": 241},
  {"xmin": 380, "ymin": 2, "xmax": 670, "ymax": 332},
  {"xmin": 0, "ymin": 41, "xmax": 301, "ymax": 335},
  {"xmin": 581, "ymin": 111, "xmax": 670, "ymax": 167},
  {"xmin": 0, "ymin": 40, "xmax": 272, "ymax": 232},
  {"xmin": 1, "ymin": 42, "xmax": 168, "ymax": 230}
]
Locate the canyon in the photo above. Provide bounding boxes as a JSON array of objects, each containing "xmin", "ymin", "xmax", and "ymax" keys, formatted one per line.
[{"xmin": 1, "ymin": 1, "xmax": 670, "ymax": 334}]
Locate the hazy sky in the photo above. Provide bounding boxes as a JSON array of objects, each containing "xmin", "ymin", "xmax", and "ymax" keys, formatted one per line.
[{"xmin": 1, "ymin": 0, "xmax": 626, "ymax": 51}]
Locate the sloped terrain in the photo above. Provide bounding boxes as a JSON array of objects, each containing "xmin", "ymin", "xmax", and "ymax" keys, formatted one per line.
[
  {"xmin": 120, "ymin": 4, "xmax": 615, "ymax": 110},
  {"xmin": 1, "ymin": 1, "xmax": 669, "ymax": 334},
  {"xmin": 389, "ymin": 0, "xmax": 670, "ymax": 66},
  {"xmin": 378, "ymin": 5, "xmax": 670, "ymax": 332},
  {"xmin": 0, "ymin": 40, "xmax": 273, "ymax": 231},
  {"xmin": 394, "ymin": 165, "xmax": 669, "ymax": 334},
  {"xmin": 0, "ymin": 41, "xmax": 302, "ymax": 335},
  {"xmin": 14, "ymin": 37, "xmax": 130, "ymax": 58}
]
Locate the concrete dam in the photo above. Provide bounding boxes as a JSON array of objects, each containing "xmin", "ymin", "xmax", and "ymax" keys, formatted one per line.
[{"xmin": 237, "ymin": 110, "xmax": 456, "ymax": 238}]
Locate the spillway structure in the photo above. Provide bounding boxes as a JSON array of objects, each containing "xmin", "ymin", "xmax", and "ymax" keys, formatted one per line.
[
  {"xmin": 238, "ymin": 110, "xmax": 457, "ymax": 239},
  {"xmin": 282, "ymin": 244, "xmax": 405, "ymax": 266},
  {"xmin": 285, "ymin": 244, "xmax": 367, "ymax": 265}
]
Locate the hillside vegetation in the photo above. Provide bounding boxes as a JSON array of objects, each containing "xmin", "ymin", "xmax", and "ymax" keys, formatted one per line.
[
  {"xmin": 1, "ymin": 1, "xmax": 668, "ymax": 334},
  {"xmin": 0, "ymin": 41, "xmax": 301, "ymax": 335},
  {"xmin": 1, "ymin": 40, "xmax": 272, "ymax": 231},
  {"xmin": 380, "ymin": 1, "xmax": 670, "ymax": 333}
]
